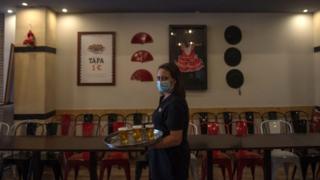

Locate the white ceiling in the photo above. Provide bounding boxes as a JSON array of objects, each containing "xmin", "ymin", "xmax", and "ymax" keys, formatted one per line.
[{"xmin": 0, "ymin": 0, "xmax": 320, "ymax": 14}]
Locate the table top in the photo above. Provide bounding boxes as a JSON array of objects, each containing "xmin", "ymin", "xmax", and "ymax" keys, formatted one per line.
[
  {"xmin": 0, "ymin": 134, "xmax": 319, "ymax": 151},
  {"xmin": 241, "ymin": 133, "xmax": 320, "ymax": 149}
]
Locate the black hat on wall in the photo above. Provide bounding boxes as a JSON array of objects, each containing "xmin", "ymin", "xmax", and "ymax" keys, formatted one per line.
[
  {"xmin": 226, "ymin": 69, "xmax": 244, "ymax": 95},
  {"xmin": 224, "ymin": 47, "xmax": 241, "ymax": 66},
  {"xmin": 224, "ymin": 25, "xmax": 242, "ymax": 45}
]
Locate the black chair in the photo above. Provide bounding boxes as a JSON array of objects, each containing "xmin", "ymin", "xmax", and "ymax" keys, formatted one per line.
[
  {"xmin": 38, "ymin": 121, "xmax": 64, "ymax": 180},
  {"xmin": 262, "ymin": 111, "xmax": 286, "ymax": 121},
  {"xmin": 0, "ymin": 122, "xmax": 10, "ymax": 180},
  {"xmin": 286, "ymin": 111, "xmax": 320, "ymax": 180},
  {"xmin": 191, "ymin": 112, "xmax": 217, "ymax": 135},
  {"xmin": 125, "ymin": 113, "xmax": 151, "ymax": 180},
  {"xmin": 125, "ymin": 113, "xmax": 151, "ymax": 126},
  {"xmin": 216, "ymin": 112, "xmax": 239, "ymax": 134},
  {"xmin": 0, "ymin": 121, "xmax": 44, "ymax": 180}
]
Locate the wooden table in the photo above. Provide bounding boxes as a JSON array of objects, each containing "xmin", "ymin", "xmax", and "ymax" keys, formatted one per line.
[
  {"xmin": 1, "ymin": 134, "xmax": 320, "ymax": 180},
  {"xmin": 189, "ymin": 134, "xmax": 320, "ymax": 180},
  {"xmin": 0, "ymin": 136, "xmax": 141, "ymax": 180}
]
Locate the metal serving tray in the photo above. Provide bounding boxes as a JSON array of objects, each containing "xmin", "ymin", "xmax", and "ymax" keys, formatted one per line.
[{"xmin": 104, "ymin": 129, "xmax": 163, "ymax": 149}]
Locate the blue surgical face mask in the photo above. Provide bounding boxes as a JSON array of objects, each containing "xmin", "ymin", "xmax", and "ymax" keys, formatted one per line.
[{"xmin": 156, "ymin": 80, "xmax": 172, "ymax": 93}]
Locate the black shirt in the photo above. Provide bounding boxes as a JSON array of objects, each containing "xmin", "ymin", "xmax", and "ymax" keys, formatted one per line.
[{"xmin": 149, "ymin": 94, "xmax": 190, "ymax": 180}]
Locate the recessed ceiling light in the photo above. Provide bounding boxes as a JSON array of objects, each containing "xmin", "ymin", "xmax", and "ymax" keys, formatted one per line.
[
  {"xmin": 7, "ymin": 9, "xmax": 13, "ymax": 14},
  {"xmin": 21, "ymin": 2, "xmax": 28, "ymax": 6},
  {"xmin": 303, "ymin": 9, "xmax": 308, "ymax": 13},
  {"xmin": 62, "ymin": 8, "xmax": 68, "ymax": 13}
]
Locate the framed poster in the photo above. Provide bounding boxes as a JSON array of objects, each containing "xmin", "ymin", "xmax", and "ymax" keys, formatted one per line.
[
  {"xmin": 169, "ymin": 25, "xmax": 207, "ymax": 90},
  {"xmin": 77, "ymin": 32, "xmax": 115, "ymax": 86},
  {"xmin": 3, "ymin": 44, "xmax": 15, "ymax": 104}
]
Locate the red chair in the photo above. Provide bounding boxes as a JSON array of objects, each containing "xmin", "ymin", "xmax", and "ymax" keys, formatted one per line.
[
  {"xmin": 99, "ymin": 114, "xmax": 130, "ymax": 180},
  {"xmin": 230, "ymin": 119, "xmax": 264, "ymax": 180},
  {"xmin": 63, "ymin": 114, "xmax": 100, "ymax": 180},
  {"xmin": 201, "ymin": 121, "xmax": 233, "ymax": 180}
]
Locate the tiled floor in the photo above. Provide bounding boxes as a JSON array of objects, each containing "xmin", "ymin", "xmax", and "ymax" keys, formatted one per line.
[{"xmin": 1, "ymin": 160, "xmax": 318, "ymax": 180}]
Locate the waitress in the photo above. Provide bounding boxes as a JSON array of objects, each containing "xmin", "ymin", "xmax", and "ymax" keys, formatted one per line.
[{"xmin": 149, "ymin": 62, "xmax": 190, "ymax": 180}]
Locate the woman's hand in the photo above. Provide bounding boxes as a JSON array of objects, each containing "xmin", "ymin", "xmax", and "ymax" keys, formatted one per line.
[{"xmin": 152, "ymin": 130, "xmax": 183, "ymax": 149}]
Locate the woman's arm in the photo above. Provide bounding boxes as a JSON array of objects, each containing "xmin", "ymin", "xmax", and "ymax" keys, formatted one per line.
[{"xmin": 152, "ymin": 130, "xmax": 183, "ymax": 149}]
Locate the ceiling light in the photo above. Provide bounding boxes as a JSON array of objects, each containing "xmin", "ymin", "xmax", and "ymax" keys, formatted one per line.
[
  {"xmin": 303, "ymin": 9, "xmax": 308, "ymax": 13},
  {"xmin": 7, "ymin": 9, "xmax": 13, "ymax": 14},
  {"xmin": 21, "ymin": 2, "xmax": 28, "ymax": 6},
  {"xmin": 62, "ymin": 8, "xmax": 68, "ymax": 13}
]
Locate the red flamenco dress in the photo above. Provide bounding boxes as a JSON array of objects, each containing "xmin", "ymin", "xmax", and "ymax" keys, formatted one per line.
[{"xmin": 176, "ymin": 44, "xmax": 204, "ymax": 73}]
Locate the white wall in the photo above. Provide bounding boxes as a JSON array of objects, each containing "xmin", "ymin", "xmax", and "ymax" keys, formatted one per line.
[
  {"xmin": 3, "ymin": 14, "xmax": 15, "ymax": 97},
  {"xmin": 54, "ymin": 13, "xmax": 314, "ymax": 109},
  {"xmin": 314, "ymin": 11, "xmax": 320, "ymax": 105}
]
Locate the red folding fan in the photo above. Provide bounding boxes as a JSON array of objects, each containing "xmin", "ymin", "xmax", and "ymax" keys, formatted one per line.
[
  {"xmin": 131, "ymin": 50, "xmax": 153, "ymax": 63},
  {"xmin": 131, "ymin": 69, "xmax": 153, "ymax": 81},
  {"xmin": 131, "ymin": 32, "xmax": 153, "ymax": 44}
]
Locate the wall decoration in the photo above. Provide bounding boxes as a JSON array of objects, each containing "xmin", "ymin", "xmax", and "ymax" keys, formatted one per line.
[
  {"xmin": 131, "ymin": 32, "xmax": 153, "ymax": 44},
  {"xmin": 224, "ymin": 47, "xmax": 241, "ymax": 66},
  {"xmin": 77, "ymin": 32, "xmax": 115, "ymax": 86},
  {"xmin": 169, "ymin": 25, "xmax": 207, "ymax": 90},
  {"xmin": 226, "ymin": 69, "xmax": 244, "ymax": 95},
  {"xmin": 224, "ymin": 25, "xmax": 242, "ymax": 45},
  {"xmin": 23, "ymin": 30, "xmax": 36, "ymax": 47},
  {"xmin": 131, "ymin": 50, "xmax": 153, "ymax": 63},
  {"xmin": 131, "ymin": 69, "xmax": 153, "ymax": 81},
  {"xmin": 3, "ymin": 44, "xmax": 15, "ymax": 104}
]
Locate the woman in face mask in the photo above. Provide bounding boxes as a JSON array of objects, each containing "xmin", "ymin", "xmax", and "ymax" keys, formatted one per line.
[{"xmin": 148, "ymin": 62, "xmax": 190, "ymax": 180}]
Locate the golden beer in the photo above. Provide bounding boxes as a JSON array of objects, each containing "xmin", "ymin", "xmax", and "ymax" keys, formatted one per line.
[
  {"xmin": 145, "ymin": 124, "xmax": 154, "ymax": 140},
  {"xmin": 118, "ymin": 127, "xmax": 129, "ymax": 144},
  {"xmin": 132, "ymin": 125, "xmax": 143, "ymax": 142}
]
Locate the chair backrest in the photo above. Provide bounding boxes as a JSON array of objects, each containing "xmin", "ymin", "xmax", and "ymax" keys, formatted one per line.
[
  {"xmin": 125, "ymin": 113, "xmax": 151, "ymax": 125},
  {"xmin": 54, "ymin": 114, "xmax": 76, "ymax": 136},
  {"xmin": 99, "ymin": 113, "xmax": 126, "ymax": 135},
  {"xmin": 216, "ymin": 112, "xmax": 239, "ymax": 134},
  {"xmin": 285, "ymin": 111, "xmax": 309, "ymax": 133},
  {"xmin": 260, "ymin": 119, "xmax": 293, "ymax": 134},
  {"xmin": 262, "ymin": 111, "xmax": 286, "ymax": 121},
  {"xmin": 229, "ymin": 120, "xmax": 259, "ymax": 136},
  {"xmin": 74, "ymin": 114, "xmax": 100, "ymax": 136},
  {"xmin": 207, "ymin": 121, "xmax": 228, "ymax": 135},
  {"xmin": 45, "ymin": 122, "xmax": 59, "ymax": 136},
  {"xmin": 239, "ymin": 112, "xmax": 262, "ymax": 134},
  {"xmin": 191, "ymin": 112, "xmax": 217, "ymax": 135},
  {"xmin": 311, "ymin": 107, "xmax": 320, "ymax": 133},
  {"xmin": 13, "ymin": 120, "xmax": 44, "ymax": 136},
  {"xmin": 188, "ymin": 122, "xmax": 199, "ymax": 135},
  {"xmin": 0, "ymin": 121, "xmax": 10, "ymax": 135}
]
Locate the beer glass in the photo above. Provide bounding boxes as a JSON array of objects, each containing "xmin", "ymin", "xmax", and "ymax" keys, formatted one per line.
[
  {"xmin": 118, "ymin": 127, "xmax": 129, "ymax": 144},
  {"xmin": 145, "ymin": 124, "xmax": 154, "ymax": 140},
  {"xmin": 132, "ymin": 125, "xmax": 143, "ymax": 142}
]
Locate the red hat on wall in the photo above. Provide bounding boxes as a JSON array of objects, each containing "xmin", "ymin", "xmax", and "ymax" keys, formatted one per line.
[
  {"xmin": 131, "ymin": 50, "xmax": 153, "ymax": 63},
  {"xmin": 23, "ymin": 30, "xmax": 36, "ymax": 46},
  {"xmin": 131, "ymin": 69, "xmax": 153, "ymax": 81},
  {"xmin": 131, "ymin": 32, "xmax": 153, "ymax": 44}
]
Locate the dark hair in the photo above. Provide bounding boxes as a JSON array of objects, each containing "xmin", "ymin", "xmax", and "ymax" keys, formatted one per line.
[{"xmin": 158, "ymin": 62, "xmax": 186, "ymax": 99}]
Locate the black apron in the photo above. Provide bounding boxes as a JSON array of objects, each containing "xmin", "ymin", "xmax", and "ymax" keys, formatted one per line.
[{"xmin": 148, "ymin": 94, "xmax": 190, "ymax": 180}]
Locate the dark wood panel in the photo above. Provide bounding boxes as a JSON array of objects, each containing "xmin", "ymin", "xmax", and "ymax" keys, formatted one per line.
[
  {"xmin": 14, "ymin": 46, "xmax": 56, "ymax": 54},
  {"xmin": 14, "ymin": 110, "xmax": 56, "ymax": 120}
]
